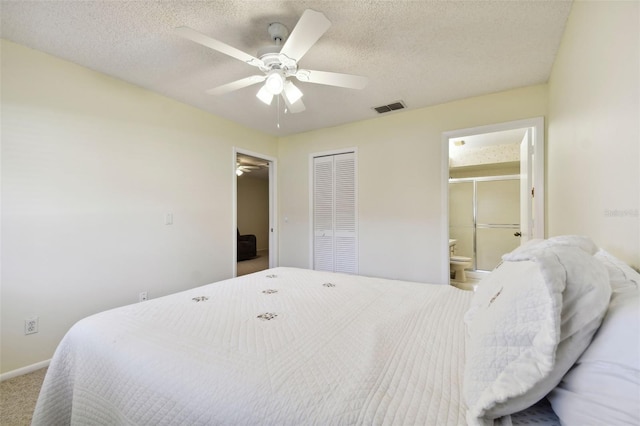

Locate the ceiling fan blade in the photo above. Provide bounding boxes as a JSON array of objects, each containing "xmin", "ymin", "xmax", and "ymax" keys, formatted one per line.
[
  {"xmin": 176, "ymin": 26, "xmax": 264, "ymax": 67},
  {"xmin": 280, "ymin": 9, "xmax": 331, "ymax": 62},
  {"xmin": 283, "ymin": 93, "xmax": 306, "ymax": 114},
  {"xmin": 295, "ymin": 69, "xmax": 368, "ymax": 90},
  {"xmin": 238, "ymin": 157, "xmax": 268, "ymax": 167},
  {"xmin": 205, "ymin": 75, "xmax": 266, "ymax": 96}
]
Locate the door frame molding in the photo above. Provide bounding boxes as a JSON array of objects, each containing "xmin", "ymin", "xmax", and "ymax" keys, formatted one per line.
[
  {"xmin": 440, "ymin": 117, "xmax": 544, "ymax": 284},
  {"xmin": 233, "ymin": 147, "xmax": 278, "ymax": 277}
]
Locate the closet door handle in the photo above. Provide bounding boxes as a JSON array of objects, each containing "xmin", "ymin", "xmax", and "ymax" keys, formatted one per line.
[{"xmin": 514, "ymin": 231, "xmax": 522, "ymax": 237}]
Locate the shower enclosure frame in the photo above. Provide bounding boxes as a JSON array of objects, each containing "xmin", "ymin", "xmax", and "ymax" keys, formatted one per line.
[{"xmin": 449, "ymin": 174, "xmax": 521, "ymax": 272}]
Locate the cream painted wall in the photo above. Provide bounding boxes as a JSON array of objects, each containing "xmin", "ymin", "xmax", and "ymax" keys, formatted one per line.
[
  {"xmin": 547, "ymin": 1, "xmax": 639, "ymax": 269},
  {"xmin": 237, "ymin": 175, "xmax": 269, "ymax": 251},
  {"xmin": 278, "ymin": 85, "xmax": 548, "ymax": 283},
  {"xmin": 0, "ymin": 40, "xmax": 277, "ymax": 373},
  {"xmin": 4, "ymin": 0, "xmax": 635, "ymax": 378}
]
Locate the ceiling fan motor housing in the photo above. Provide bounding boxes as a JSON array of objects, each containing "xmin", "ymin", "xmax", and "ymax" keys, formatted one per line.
[
  {"xmin": 257, "ymin": 50, "xmax": 297, "ymax": 76},
  {"xmin": 256, "ymin": 22, "xmax": 298, "ymax": 76}
]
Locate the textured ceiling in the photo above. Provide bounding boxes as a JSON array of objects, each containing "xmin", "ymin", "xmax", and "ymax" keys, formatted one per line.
[
  {"xmin": 1, "ymin": 1, "xmax": 572, "ymax": 136},
  {"xmin": 450, "ymin": 128, "xmax": 528, "ymax": 148}
]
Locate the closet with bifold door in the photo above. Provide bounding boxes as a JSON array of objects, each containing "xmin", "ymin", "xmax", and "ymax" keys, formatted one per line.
[{"xmin": 312, "ymin": 151, "xmax": 357, "ymax": 274}]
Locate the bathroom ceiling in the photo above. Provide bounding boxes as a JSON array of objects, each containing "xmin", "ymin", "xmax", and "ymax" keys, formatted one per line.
[
  {"xmin": 0, "ymin": 1, "xmax": 573, "ymax": 136},
  {"xmin": 449, "ymin": 128, "xmax": 527, "ymax": 170},
  {"xmin": 450, "ymin": 128, "xmax": 529, "ymax": 149}
]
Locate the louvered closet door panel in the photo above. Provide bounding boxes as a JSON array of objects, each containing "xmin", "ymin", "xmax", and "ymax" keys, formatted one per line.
[
  {"xmin": 313, "ymin": 156, "xmax": 335, "ymax": 271},
  {"xmin": 335, "ymin": 236, "xmax": 357, "ymax": 273},
  {"xmin": 334, "ymin": 153, "xmax": 357, "ymax": 273},
  {"xmin": 314, "ymin": 236, "xmax": 334, "ymax": 271},
  {"xmin": 312, "ymin": 152, "xmax": 358, "ymax": 274}
]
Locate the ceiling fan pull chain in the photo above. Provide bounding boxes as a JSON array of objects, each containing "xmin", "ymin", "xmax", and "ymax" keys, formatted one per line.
[{"xmin": 277, "ymin": 95, "xmax": 281, "ymax": 129}]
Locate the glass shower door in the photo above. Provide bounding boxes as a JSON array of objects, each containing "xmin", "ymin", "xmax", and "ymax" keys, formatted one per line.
[
  {"xmin": 449, "ymin": 181, "xmax": 474, "ymax": 265},
  {"xmin": 475, "ymin": 178, "xmax": 520, "ymax": 270}
]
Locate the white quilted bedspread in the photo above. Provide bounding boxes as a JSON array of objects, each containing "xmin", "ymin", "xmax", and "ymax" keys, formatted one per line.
[{"xmin": 32, "ymin": 267, "xmax": 472, "ymax": 425}]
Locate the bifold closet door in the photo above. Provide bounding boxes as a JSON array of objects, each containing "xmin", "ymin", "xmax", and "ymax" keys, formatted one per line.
[{"xmin": 313, "ymin": 152, "xmax": 357, "ymax": 274}]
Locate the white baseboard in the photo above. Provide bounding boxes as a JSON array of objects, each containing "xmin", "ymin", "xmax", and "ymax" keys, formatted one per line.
[{"xmin": 0, "ymin": 359, "xmax": 50, "ymax": 382}]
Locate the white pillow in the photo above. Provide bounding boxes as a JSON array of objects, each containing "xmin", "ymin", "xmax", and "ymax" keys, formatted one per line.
[
  {"xmin": 464, "ymin": 244, "xmax": 611, "ymax": 425},
  {"xmin": 548, "ymin": 286, "xmax": 640, "ymax": 424},
  {"xmin": 503, "ymin": 235, "xmax": 599, "ymax": 260},
  {"xmin": 594, "ymin": 248, "xmax": 640, "ymax": 290},
  {"xmin": 545, "ymin": 235, "xmax": 599, "ymax": 255}
]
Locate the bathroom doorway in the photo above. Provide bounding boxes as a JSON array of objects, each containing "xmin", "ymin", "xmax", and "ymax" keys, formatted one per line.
[{"xmin": 441, "ymin": 117, "xmax": 544, "ymax": 285}]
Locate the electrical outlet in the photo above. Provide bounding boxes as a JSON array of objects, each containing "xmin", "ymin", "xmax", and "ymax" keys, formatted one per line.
[
  {"xmin": 139, "ymin": 292, "xmax": 148, "ymax": 302},
  {"xmin": 25, "ymin": 317, "xmax": 39, "ymax": 335}
]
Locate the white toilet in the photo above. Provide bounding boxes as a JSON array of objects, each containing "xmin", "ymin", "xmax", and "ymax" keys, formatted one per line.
[{"xmin": 450, "ymin": 255, "xmax": 473, "ymax": 282}]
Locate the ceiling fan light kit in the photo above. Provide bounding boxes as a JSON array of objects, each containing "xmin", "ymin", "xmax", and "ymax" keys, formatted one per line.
[
  {"xmin": 283, "ymin": 81, "xmax": 303, "ymax": 104},
  {"xmin": 265, "ymin": 71, "xmax": 285, "ymax": 95},
  {"xmin": 256, "ymin": 85, "xmax": 274, "ymax": 105},
  {"xmin": 177, "ymin": 9, "xmax": 368, "ymax": 116}
]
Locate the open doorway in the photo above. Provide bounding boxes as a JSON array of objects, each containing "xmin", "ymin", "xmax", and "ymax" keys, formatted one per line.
[
  {"xmin": 233, "ymin": 148, "xmax": 277, "ymax": 277},
  {"xmin": 441, "ymin": 117, "xmax": 544, "ymax": 287}
]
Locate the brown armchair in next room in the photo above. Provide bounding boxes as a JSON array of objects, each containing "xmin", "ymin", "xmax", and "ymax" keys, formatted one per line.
[{"xmin": 237, "ymin": 229, "xmax": 257, "ymax": 261}]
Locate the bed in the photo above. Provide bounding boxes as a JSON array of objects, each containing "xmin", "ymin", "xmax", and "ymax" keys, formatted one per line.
[{"xmin": 32, "ymin": 236, "xmax": 640, "ymax": 425}]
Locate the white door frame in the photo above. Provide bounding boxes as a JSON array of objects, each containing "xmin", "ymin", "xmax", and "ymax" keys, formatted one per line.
[
  {"xmin": 233, "ymin": 147, "xmax": 278, "ymax": 277},
  {"xmin": 440, "ymin": 117, "xmax": 544, "ymax": 284}
]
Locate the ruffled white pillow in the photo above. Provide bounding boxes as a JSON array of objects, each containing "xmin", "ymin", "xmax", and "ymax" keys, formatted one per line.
[
  {"xmin": 504, "ymin": 235, "xmax": 599, "ymax": 259},
  {"xmin": 594, "ymin": 248, "xmax": 640, "ymax": 290},
  {"xmin": 464, "ymin": 243, "xmax": 611, "ymax": 425}
]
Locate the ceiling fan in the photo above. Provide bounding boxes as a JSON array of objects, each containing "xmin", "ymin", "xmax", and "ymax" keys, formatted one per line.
[
  {"xmin": 236, "ymin": 163, "xmax": 258, "ymax": 176},
  {"xmin": 177, "ymin": 9, "xmax": 368, "ymax": 113},
  {"xmin": 236, "ymin": 157, "xmax": 267, "ymax": 176}
]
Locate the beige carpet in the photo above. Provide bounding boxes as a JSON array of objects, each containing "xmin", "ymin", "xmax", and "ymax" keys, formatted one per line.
[
  {"xmin": 237, "ymin": 249, "xmax": 269, "ymax": 276},
  {"xmin": 0, "ymin": 368, "xmax": 47, "ymax": 426}
]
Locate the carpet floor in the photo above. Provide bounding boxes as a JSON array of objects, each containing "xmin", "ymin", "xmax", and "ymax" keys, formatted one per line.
[
  {"xmin": 0, "ymin": 368, "xmax": 47, "ymax": 426},
  {"xmin": 237, "ymin": 249, "xmax": 269, "ymax": 276}
]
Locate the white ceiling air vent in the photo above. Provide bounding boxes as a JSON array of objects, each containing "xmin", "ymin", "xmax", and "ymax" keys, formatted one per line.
[{"xmin": 373, "ymin": 100, "xmax": 406, "ymax": 114}]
